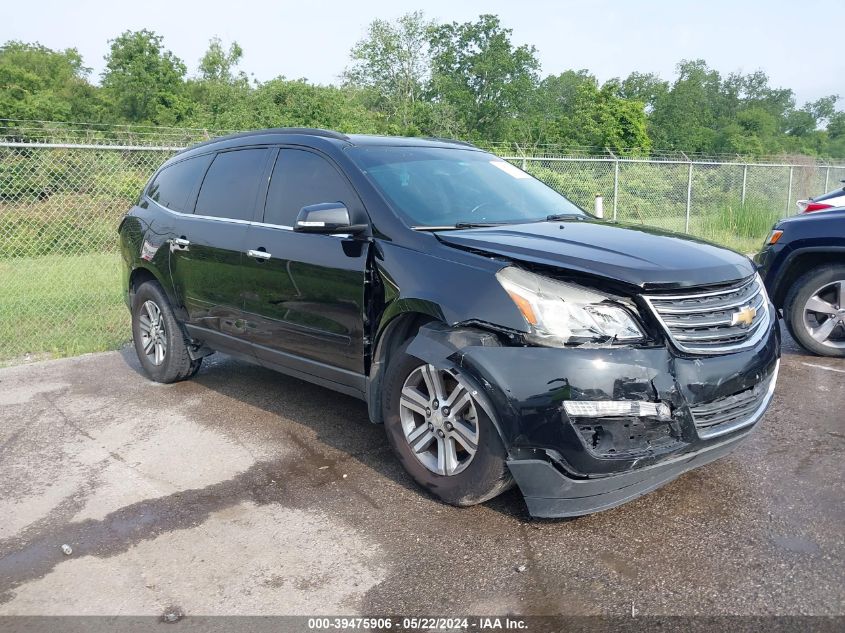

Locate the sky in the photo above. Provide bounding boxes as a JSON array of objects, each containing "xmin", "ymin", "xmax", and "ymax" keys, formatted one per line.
[{"xmin": 6, "ymin": 0, "xmax": 845, "ymax": 107}]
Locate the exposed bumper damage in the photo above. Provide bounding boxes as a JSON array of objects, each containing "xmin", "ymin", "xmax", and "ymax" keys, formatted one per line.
[{"xmin": 406, "ymin": 317, "xmax": 780, "ymax": 518}]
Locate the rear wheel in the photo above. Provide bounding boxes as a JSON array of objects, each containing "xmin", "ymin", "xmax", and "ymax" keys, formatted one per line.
[
  {"xmin": 131, "ymin": 280, "xmax": 202, "ymax": 382},
  {"xmin": 784, "ymin": 265, "xmax": 845, "ymax": 357},
  {"xmin": 382, "ymin": 340, "xmax": 513, "ymax": 506}
]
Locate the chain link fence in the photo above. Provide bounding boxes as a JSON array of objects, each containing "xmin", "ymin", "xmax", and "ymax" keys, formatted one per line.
[
  {"xmin": 510, "ymin": 155, "xmax": 845, "ymax": 244},
  {"xmin": 0, "ymin": 142, "xmax": 178, "ymax": 364},
  {"xmin": 1, "ymin": 139, "xmax": 844, "ymax": 365}
]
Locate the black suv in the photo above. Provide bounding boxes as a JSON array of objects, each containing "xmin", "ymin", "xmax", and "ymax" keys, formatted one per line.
[
  {"xmin": 755, "ymin": 207, "xmax": 845, "ymax": 357},
  {"xmin": 119, "ymin": 128, "xmax": 780, "ymax": 517}
]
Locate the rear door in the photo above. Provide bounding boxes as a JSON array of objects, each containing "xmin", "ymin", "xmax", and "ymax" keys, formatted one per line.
[
  {"xmin": 241, "ymin": 148, "xmax": 370, "ymax": 391},
  {"xmin": 169, "ymin": 147, "xmax": 273, "ymax": 338}
]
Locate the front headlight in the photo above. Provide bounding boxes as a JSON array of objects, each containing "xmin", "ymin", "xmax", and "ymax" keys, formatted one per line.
[{"xmin": 496, "ymin": 266, "xmax": 645, "ymax": 347}]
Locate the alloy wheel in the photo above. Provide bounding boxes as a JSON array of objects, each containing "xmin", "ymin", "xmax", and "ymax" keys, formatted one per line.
[
  {"xmin": 138, "ymin": 300, "xmax": 167, "ymax": 365},
  {"xmin": 398, "ymin": 364, "xmax": 480, "ymax": 476},
  {"xmin": 802, "ymin": 280, "xmax": 845, "ymax": 350}
]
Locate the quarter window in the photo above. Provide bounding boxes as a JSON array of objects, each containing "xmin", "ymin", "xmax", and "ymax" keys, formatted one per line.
[
  {"xmin": 146, "ymin": 154, "xmax": 212, "ymax": 213},
  {"xmin": 195, "ymin": 149, "xmax": 269, "ymax": 221},
  {"xmin": 264, "ymin": 149, "xmax": 357, "ymax": 226}
]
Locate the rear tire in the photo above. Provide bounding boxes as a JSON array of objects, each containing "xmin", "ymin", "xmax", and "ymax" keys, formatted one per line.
[
  {"xmin": 382, "ymin": 340, "xmax": 513, "ymax": 506},
  {"xmin": 131, "ymin": 280, "xmax": 202, "ymax": 382},
  {"xmin": 783, "ymin": 264, "xmax": 845, "ymax": 358}
]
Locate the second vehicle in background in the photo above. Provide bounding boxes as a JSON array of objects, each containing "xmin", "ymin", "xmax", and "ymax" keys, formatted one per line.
[
  {"xmin": 796, "ymin": 180, "xmax": 845, "ymax": 214},
  {"xmin": 756, "ymin": 207, "xmax": 845, "ymax": 357}
]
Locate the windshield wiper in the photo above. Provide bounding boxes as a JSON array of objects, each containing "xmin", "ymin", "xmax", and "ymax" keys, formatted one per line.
[
  {"xmin": 454, "ymin": 221, "xmax": 511, "ymax": 229},
  {"xmin": 545, "ymin": 213, "xmax": 586, "ymax": 221}
]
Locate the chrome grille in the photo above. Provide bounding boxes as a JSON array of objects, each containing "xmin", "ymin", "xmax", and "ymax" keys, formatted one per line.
[
  {"xmin": 689, "ymin": 363, "xmax": 779, "ymax": 438},
  {"xmin": 643, "ymin": 275, "xmax": 771, "ymax": 354}
]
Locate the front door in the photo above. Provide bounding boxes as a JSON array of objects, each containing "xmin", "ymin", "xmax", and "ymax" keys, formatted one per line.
[
  {"xmin": 241, "ymin": 148, "xmax": 369, "ymax": 388},
  {"xmin": 169, "ymin": 147, "xmax": 273, "ymax": 338}
]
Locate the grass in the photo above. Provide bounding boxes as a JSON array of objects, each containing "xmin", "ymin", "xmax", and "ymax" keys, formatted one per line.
[
  {"xmin": 617, "ymin": 200, "xmax": 783, "ymax": 254},
  {"xmin": 693, "ymin": 200, "xmax": 783, "ymax": 253},
  {"xmin": 0, "ymin": 252, "xmax": 129, "ymax": 365}
]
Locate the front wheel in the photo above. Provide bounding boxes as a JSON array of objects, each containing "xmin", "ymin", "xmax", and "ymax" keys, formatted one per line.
[
  {"xmin": 382, "ymin": 340, "xmax": 513, "ymax": 506},
  {"xmin": 784, "ymin": 264, "xmax": 845, "ymax": 357},
  {"xmin": 131, "ymin": 280, "xmax": 202, "ymax": 382}
]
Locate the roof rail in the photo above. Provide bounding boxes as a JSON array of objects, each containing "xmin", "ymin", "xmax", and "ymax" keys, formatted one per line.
[
  {"xmin": 423, "ymin": 136, "xmax": 478, "ymax": 148},
  {"xmin": 184, "ymin": 127, "xmax": 350, "ymax": 152}
]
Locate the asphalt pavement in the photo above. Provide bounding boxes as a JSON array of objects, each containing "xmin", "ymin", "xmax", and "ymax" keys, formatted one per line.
[{"xmin": 0, "ymin": 326, "xmax": 842, "ymax": 616}]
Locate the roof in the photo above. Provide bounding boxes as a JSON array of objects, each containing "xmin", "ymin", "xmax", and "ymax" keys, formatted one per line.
[{"xmin": 179, "ymin": 128, "xmax": 478, "ymax": 155}]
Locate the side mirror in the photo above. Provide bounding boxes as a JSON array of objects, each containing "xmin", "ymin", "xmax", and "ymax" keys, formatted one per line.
[{"xmin": 294, "ymin": 202, "xmax": 367, "ymax": 235}]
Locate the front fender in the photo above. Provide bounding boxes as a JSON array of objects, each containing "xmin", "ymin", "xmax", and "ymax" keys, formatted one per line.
[{"xmin": 373, "ymin": 241, "xmax": 528, "ymax": 334}]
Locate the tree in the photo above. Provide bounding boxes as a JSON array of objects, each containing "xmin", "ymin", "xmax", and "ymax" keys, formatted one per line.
[
  {"xmin": 185, "ymin": 38, "xmax": 250, "ymax": 130},
  {"xmin": 428, "ymin": 14, "xmax": 540, "ymax": 140},
  {"xmin": 619, "ymin": 72, "xmax": 668, "ymax": 111},
  {"xmin": 828, "ymin": 112, "xmax": 845, "ymax": 140},
  {"xmin": 101, "ymin": 29, "xmax": 187, "ymax": 123},
  {"xmin": 0, "ymin": 41, "xmax": 105, "ymax": 122},
  {"xmin": 343, "ymin": 11, "xmax": 433, "ymax": 132},
  {"xmin": 199, "ymin": 37, "xmax": 245, "ymax": 84},
  {"xmin": 238, "ymin": 78, "xmax": 383, "ymax": 133},
  {"xmin": 524, "ymin": 75, "xmax": 650, "ymax": 153},
  {"xmin": 648, "ymin": 60, "xmax": 722, "ymax": 152}
]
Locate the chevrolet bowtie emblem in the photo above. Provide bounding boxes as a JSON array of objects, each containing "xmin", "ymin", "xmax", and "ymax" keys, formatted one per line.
[{"xmin": 731, "ymin": 305, "xmax": 757, "ymax": 327}]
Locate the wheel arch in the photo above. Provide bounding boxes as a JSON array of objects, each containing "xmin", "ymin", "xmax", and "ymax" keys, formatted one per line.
[
  {"xmin": 772, "ymin": 248, "xmax": 845, "ymax": 307},
  {"xmin": 128, "ymin": 264, "xmax": 186, "ymax": 320},
  {"xmin": 366, "ymin": 310, "xmax": 438, "ymax": 424}
]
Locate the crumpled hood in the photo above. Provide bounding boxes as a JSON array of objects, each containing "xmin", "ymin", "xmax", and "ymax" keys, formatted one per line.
[{"xmin": 435, "ymin": 219, "xmax": 755, "ymax": 290}]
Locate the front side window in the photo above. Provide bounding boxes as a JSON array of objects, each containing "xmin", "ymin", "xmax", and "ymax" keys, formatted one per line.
[
  {"xmin": 348, "ymin": 146, "xmax": 584, "ymax": 227},
  {"xmin": 146, "ymin": 154, "xmax": 212, "ymax": 213},
  {"xmin": 195, "ymin": 149, "xmax": 269, "ymax": 221},
  {"xmin": 264, "ymin": 149, "xmax": 357, "ymax": 226}
]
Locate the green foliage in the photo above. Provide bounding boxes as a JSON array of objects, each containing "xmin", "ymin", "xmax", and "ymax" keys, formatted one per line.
[
  {"xmin": 429, "ymin": 14, "xmax": 540, "ymax": 140},
  {"xmin": 199, "ymin": 37, "xmax": 245, "ymax": 84},
  {"xmin": 524, "ymin": 76, "xmax": 651, "ymax": 153},
  {"xmin": 242, "ymin": 78, "xmax": 384, "ymax": 133},
  {"xmin": 101, "ymin": 29, "xmax": 187, "ymax": 124},
  {"xmin": 1, "ymin": 17, "xmax": 844, "ymax": 157},
  {"xmin": 343, "ymin": 11, "xmax": 433, "ymax": 133},
  {"xmin": 0, "ymin": 41, "xmax": 107, "ymax": 123}
]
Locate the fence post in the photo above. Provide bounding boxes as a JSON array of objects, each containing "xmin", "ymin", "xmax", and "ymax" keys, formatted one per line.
[
  {"xmin": 741, "ymin": 164, "xmax": 748, "ymax": 206},
  {"xmin": 613, "ymin": 159, "xmax": 619, "ymax": 221},
  {"xmin": 685, "ymin": 161, "xmax": 693, "ymax": 234},
  {"xmin": 786, "ymin": 166, "xmax": 794, "ymax": 214},
  {"xmin": 825, "ymin": 166, "xmax": 830, "ymax": 192},
  {"xmin": 521, "ymin": 157, "xmax": 527, "ymax": 171}
]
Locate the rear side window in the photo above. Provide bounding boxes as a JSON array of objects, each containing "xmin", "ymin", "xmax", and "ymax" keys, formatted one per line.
[
  {"xmin": 264, "ymin": 149, "xmax": 357, "ymax": 226},
  {"xmin": 146, "ymin": 155, "xmax": 212, "ymax": 213},
  {"xmin": 195, "ymin": 149, "xmax": 269, "ymax": 221}
]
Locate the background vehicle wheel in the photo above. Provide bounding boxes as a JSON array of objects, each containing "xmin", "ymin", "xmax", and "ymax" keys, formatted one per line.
[
  {"xmin": 131, "ymin": 280, "xmax": 202, "ymax": 382},
  {"xmin": 784, "ymin": 264, "xmax": 845, "ymax": 358},
  {"xmin": 382, "ymin": 340, "xmax": 513, "ymax": 506}
]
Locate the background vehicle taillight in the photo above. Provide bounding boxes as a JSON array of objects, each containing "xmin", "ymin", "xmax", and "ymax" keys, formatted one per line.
[{"xmin": 796, "ymin": 200, "xmax": 834, "ymax": 213}]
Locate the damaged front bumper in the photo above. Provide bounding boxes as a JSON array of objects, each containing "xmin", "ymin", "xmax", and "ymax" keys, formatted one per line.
[{"xmin": 407, "ymin": 314, "xmax": 780, "ymax": 518}]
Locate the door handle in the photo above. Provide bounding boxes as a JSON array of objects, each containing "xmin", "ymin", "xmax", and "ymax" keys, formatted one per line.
[
  {"xmin": 247, "ymin": 249, "xmax": 272, "ymax": 261},
  {"xmin": 170, "ymin": 237, "xmax": 190, "ymax": 252}
]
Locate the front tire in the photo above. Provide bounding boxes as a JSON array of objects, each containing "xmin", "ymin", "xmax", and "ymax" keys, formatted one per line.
[
  {"xmin": 784, "ymin": 264, "xmax": 845, "ymax": 358},
  {"xmin": 131, "ymin": 280, "xmax": 202, "ymax": 382},
  {"xmin": 382, "ymin": 340, "xmax": 513, "ymax": 507}
]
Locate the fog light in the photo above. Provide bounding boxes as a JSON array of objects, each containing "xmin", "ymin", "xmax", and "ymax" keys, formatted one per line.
[{"xmin": 563, "ymin": 400, "xmax": 672, "ymax": 421}]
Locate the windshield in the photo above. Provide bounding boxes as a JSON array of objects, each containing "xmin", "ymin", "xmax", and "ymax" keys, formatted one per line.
[{"xmin": 348, "ymin": 146, "xmax": 585, "ymax": 228}]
